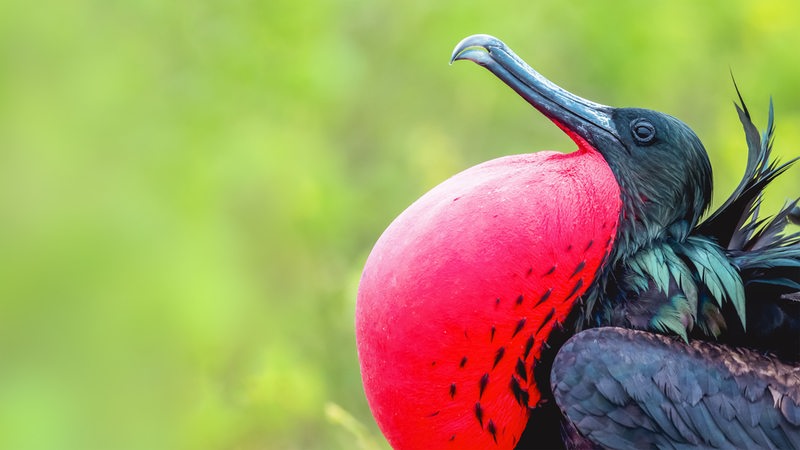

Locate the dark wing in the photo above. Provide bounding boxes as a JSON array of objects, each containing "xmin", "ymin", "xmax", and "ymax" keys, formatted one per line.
[{"xmin": 551, "ymin": 327, "xmax": 800, "ymax": 449}]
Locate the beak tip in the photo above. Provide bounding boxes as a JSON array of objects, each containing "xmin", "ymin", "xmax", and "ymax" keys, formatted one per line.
[{"xmin": 450, "ymin": 34, "xmax": 503, "ymax": 66}]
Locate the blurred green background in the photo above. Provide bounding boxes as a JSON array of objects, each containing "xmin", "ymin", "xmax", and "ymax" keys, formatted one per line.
[{"xmin": 1, "ymin": 0, "xmax": 798, "ymax": 449}]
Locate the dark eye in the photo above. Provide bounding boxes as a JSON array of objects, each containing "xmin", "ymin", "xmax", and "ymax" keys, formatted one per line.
[{"xmin": 630, "ymin": 118, "xmax": 656, "ymax": 144}]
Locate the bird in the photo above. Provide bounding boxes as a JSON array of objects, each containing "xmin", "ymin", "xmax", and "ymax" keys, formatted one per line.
[{"xmin": 355, "ymin": 34, "xmax": 800, "ymax": 449}]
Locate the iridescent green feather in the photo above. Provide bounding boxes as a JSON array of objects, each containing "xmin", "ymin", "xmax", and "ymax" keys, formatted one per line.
[{"xmin": 651, "ymin": 293, "xmax": 691, "ymax": 342}]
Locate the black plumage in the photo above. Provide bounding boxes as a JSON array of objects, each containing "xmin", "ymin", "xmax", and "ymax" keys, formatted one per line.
[
  {"xmin": 580, "ymin": 90, "xmax": 800, "ymax": 361},
  {"xmin": 552, "ymin": 328, "xmax": 800, "ymax": 449},
  {"xmin": 558, "ymin": 92, "xmax": 800, "ymax": 449}
]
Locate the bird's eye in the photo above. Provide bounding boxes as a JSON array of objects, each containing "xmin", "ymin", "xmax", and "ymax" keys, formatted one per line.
[{"xmin": 630, "ymin": 119, "xmax": 656, "ymax": 145}]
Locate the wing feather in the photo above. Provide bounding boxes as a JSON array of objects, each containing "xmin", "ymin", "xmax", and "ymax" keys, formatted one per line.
[{"xmin": 552, "ymin": 327, "xmax": 800, "ymax": 449}]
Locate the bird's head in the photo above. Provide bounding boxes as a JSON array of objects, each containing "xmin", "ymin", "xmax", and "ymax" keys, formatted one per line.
[{"xmin": 452, "ymin": 35, "xmax": 712, "ymax": 257}]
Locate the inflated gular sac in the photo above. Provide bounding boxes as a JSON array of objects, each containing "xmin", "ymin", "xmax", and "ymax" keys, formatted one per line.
[{"xmin": 356, "ymin": 150, "xmax": 620, "ymax": 450}]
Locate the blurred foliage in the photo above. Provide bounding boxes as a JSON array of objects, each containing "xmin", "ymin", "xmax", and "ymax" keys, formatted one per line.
[{"xmin": 0, "ymin": 0, "xmax": 798, "ymax": 449}]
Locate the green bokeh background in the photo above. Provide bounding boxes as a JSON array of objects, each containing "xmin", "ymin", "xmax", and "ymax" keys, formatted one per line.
[{"xmin": 1, "ymin": 1, "xmax": 798, "ymax": 449}]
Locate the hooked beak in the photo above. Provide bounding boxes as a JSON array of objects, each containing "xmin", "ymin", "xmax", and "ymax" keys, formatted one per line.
[{"xmin": 451, "ymin": 34, "xmax": 620, "ymax": 152}]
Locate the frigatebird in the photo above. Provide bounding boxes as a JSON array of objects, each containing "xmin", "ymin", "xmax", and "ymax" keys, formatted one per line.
[{"xmin": 356, "ymin": 34, "xmax": 800, "ymax": 449}]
